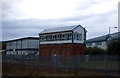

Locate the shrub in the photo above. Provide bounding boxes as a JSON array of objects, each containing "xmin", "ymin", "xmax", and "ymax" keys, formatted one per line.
[
  {"xmin": 85, "ymin": 46, "xmax": 105, "ymax": 55},
  {"xmin": 107, "ymin": 40, "xmax": 120, "ymax": 55}
]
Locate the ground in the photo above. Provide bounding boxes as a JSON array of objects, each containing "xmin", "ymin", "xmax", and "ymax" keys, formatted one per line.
[{"xmin": 2, "ymin": 64, "xmax": 106, "ymax": 77}]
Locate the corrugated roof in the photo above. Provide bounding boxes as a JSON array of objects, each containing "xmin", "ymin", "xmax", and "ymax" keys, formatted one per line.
[
  {"xmin": 39, "ymin": 25, "xmax": 82, "ymax": 34},
  {"xmin": 86, "ymin": 32, "xmax": 120, "ymax": 43},
  {"xmin": 86, "ymin": 35, "xmax": 108, "ymax": 43},
  {"xmin": 6, "ymin": 37, "xmax": 39, "ymax": 42}
]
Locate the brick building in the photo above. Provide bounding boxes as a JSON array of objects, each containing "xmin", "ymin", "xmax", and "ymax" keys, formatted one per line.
[{"xmin": 39, "ymin": 25, "xmax": 87, "ymax": 56}]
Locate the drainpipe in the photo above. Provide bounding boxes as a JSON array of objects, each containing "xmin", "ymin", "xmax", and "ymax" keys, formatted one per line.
[
  {"xmin": 39, "ymin": 34, "xmax": 40, "ymax": 56},
  {"xmin": 84, "ymin": 28, "xmax": 86, "ymax": 46}
]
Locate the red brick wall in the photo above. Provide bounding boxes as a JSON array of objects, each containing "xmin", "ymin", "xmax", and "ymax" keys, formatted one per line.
[{"xmin": 40, "ymin": 44, "xmax": 84, "ymax": 56}]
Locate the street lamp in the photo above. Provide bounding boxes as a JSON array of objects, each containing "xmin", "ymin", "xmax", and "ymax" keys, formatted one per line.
[{"xmin": 109, "ymin": 27, "xmax": 117, "ymax": 34}]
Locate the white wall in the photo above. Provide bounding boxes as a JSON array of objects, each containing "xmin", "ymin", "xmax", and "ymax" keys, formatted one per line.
[
  {"xmin": 73, "ymin": 26, "xmax": 85, "ymax": 43},
  {"xmin": 101, "ymin": 42, "xmax": 107, "ymax": 50},
  {"xmin": 40, "ymin": 40, "xmax": 72, "ymax": 44},
  {"xmin": 86, "ymin": 41, "xmax": 107, "ymax": 50}
]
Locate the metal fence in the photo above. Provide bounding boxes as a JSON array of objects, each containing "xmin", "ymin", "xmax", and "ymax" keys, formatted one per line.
[{"xmin": 2, "ymin": 54, "xmax": 120, "ymax": 76}]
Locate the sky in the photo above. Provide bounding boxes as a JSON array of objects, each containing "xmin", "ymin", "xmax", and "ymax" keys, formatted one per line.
[{"xmin": 1, "ymin": 0, "xmax": 119, "ymax": 41}]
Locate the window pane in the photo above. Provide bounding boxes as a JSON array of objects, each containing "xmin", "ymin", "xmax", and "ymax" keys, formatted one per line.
[
  {"xmin": 61, "ymin": 34, "xmax": 65, "ymax": 40},
  {"xmin": 78, "ymin": 34, "xmax": 82, "ymax": 40},
  {"xmin": 74, "ymin": 33, "xmax": 82, "ymax": 40},
  {"xmin": 60, "ymin": 34, "xmax": 62, "ymax": 40}
]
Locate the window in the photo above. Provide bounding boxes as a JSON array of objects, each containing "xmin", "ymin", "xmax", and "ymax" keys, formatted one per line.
[
  {"xmin": 74, "ymin": 33, "xmax": 77, "ymax": 40},
  {"xmin": 55, "ymin": 35, "xmax": 57, "ymax": 41},
  {"xmin": 74, "ymin": 32, "xmax": 82, "ymax": 40},
  {"xmin": 46, "ymin": 35, "xmax": 48, "ymax": 41},
  {"xmin": 78, "ymin": 34, "xmax": 82, "ymax": 40},
  {"xmin": 70, "ymin": 33, "xmax": 72, "ymax": 40},
  {"xmin": 48, "ymin": 35, "xmax": 52, "ymax": 41},
  {"xmin": 60, "ymin": 34, "xmax": 62, "ymax": 40},
  {"xmin": 40, "ymin": 35, "xmax": 44, "ymax": 42},
  {"xmin": 67, "ymin": 33, "xmax": 72, "ymax": 40},
  {"xmin": 52, "ymin": 35, "xmax": 55, "ymax": 41},
  {"xmin": 61, "ymin": 34, "xmax": 65, "ymax": 40},
  {"xmin": 40, "ymin": 32, "xmax": 72, "ymax": 42},
  {"xmin": 96, "ymin": 42, "xmax": 102, "ymax": 45},
  {"xmin": 87, "ymin": 43, "xmax": 92, "ymax": 46},
  {"xmin": 57, "ymin": 34, "xmax": 60, "ymax": 40},
  {"xmin": 64, "ymin": 34, "xmax": 68, "ymax": 40}
]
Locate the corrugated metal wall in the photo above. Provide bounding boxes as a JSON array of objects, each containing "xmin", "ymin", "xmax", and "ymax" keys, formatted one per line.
[
  {"xmin": 17, "ymin": 40, "xmax": 22, "ymax": 49},
  {"xmin": 6, "ymin": 38, "xmax": 39, "ymax": 55},
  {"xmin": 6, "ymin": 42, "xmax": 11, "ymax": 49},
  {"xmin": 22, "ymin": 39, "xmax": 28, "ymax": 49},
  {"xmin": 11, "ymin": 41, "xmax": 16, "ymax": 49},
  {"xmin": 29, "ymin": 40, "xmax": 39, "ymax": 48}
]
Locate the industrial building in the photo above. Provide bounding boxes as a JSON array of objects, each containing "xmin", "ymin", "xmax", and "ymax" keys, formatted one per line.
[
  {"xmin": 0, "ymin": 41, "xmax": 6, "ymax": 54},
  {"xmin": 86, "ymin": 32, "xmax": 120, "ymax": 50},
  {"xmin": 39, "ymin": 25, "xmax": 87, "ymax": 56},
  {"xmin": 6, "ymin": 37, "xmax": 39, "ymax": 55}
]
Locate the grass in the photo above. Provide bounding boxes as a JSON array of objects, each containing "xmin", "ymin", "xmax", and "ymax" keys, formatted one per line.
[{"xmin": 2, "ymin": 64, "xmax": 106, "ymax": 77}]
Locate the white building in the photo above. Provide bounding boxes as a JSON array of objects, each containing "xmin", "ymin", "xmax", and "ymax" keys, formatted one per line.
[
  {"xmin": 86, "ymin": 32, "xmax": 120, "ymax": 50},
  {"xmin": 39, "ymin": 25, "xmax": 87, "ymax": 56},
  {"xmin": 6, "ymin": 37, "xmax": 39, "ymax": 55},
  {"xmin": 39, "ymin": 25, "xmax": 87, "ymax": 45}
]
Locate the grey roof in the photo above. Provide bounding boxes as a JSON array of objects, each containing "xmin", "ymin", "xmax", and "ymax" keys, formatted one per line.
[
  {"xmin": 86, "ymin": 32, "xmax": 120, "ymax": 43},
  {"xmin": 6, "ymin": 37, "xmax": 39, "ymax": 42},
  {"xmin": 110, "ymin": 32, "xmax": 120, "ymax": 39},
  {"xmin": 39, "ymin": 25, "xmax": 85, "ymax": 34}
]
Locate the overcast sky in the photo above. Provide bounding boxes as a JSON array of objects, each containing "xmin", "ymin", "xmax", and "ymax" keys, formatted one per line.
[{"xmin": 2, "ymin": 0, "xmax": 119, "ymax": 41}]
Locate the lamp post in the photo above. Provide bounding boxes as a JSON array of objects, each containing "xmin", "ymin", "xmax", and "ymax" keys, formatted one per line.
[{"xmin": 109, "ymin": 27, "xmax": 117, "ymax": 34}]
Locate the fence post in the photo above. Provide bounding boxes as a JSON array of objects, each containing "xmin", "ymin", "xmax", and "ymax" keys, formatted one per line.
[
  {"xmin": 118, "ymin": 55, "xmax": 120, "ymax": 75},
  {"xmin": 85, "ymin": 55, "xmax": 89, "ymax": 64},
  {"xmin": 10, "ymin": 54, "xmax": 12, "ymax": 64},
  {"xmin": 78, "ymin": 55, "xmax": 80, "ymax": 70},
  {"xmin": 37, "ymin": 55, "xmax": 40, "ymax": 67},
  {"xmin": 52, "ymin": 54, "xmax": 59, "ymax": 69},
  {"xmin": 105, "ymin": 55, "xmax": 108, "ymax": 75},
  {"xmin": 21, "ymin": 55, "xmax": 23, "ymax": 65},
  {"xmin": 22, "ymin": 55, "xmax": 25, "ymax": 66}
]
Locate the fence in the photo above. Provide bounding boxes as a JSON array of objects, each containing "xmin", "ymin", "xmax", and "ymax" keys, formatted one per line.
[{"xmin": 2, "ymin": 54, "xmax": 120, "ymax": 76}]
